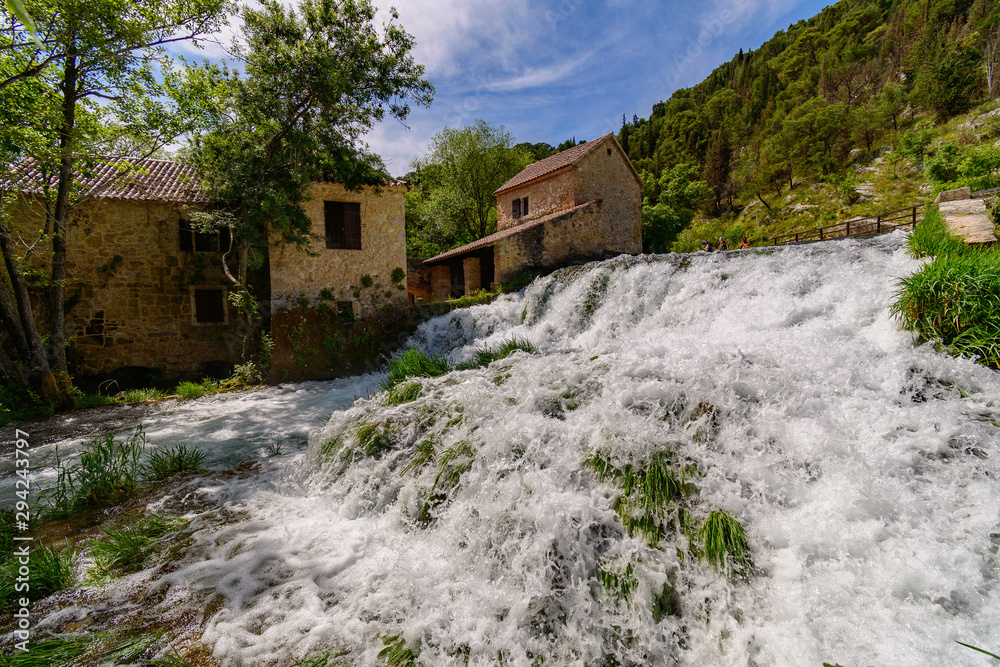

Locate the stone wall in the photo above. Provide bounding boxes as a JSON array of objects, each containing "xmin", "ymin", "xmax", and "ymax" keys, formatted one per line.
[
  {"xmin": 268, "ymin": 182, "xmax": 409, "ymax": 319},
  {"xmin": 574, "ymin": 143, "xmax": 642, "ymax": 255},
  {"xmin": 497, "ymin": 169, "xmax": 576, "ymax": 231},
  {"xmin": 494, "ymin": 202, "xmax": 605, "ymax": 283},
  {"xmin": 8, "ymin": 195, "xmax": 241, "ymax": 379}
]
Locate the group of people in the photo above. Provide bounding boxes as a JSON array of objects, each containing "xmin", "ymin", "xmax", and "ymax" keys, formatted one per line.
[{"xmin": 701, "ymin": 236, "xmax": 750, "ymax": 252}]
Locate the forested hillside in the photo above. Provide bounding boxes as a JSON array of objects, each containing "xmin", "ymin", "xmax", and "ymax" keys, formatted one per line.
[{"xmin": 619, "ymin": 0, "xmax": 1000, "ymax": 251}]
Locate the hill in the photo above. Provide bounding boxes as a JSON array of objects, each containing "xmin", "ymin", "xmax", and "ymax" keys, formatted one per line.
[{"xmin": 618, "ymin": 0, "xmax": 1000, "ymax": 251}]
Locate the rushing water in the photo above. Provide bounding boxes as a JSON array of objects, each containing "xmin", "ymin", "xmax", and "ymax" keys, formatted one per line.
[{"xmin": 21, "ymin": 232, "xmax": 1000, "ymax": 665}]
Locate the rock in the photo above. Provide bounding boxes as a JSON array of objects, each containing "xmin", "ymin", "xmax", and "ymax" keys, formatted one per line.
[{"xmin": 935, "ymin": 187, "xmax": 971, "ymax": 204}]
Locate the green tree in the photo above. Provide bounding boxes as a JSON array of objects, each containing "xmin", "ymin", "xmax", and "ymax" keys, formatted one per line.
[
  {"xmin": 182, "ymin": 0, "xmax": 432, "ymax": 335},
  {"xmin": 641, "ymin": 163, "xmax": 709, "ymax": 253},
  {"xmin": 407, "ymin": 119, "xmax": 530, "ymax": 246},
  {"xmin": 0, "ymin": 0, "xmax": 231, "ymax": 402}
]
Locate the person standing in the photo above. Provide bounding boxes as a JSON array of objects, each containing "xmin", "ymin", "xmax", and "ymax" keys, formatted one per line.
[{"xmin": 718, "ymin": 237, "xmax": 730, "ymax": 252}]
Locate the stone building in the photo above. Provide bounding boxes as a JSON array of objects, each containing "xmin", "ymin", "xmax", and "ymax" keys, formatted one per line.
[
  {"xmin": 422, "ymin": 133, "xmax": 642, "ymax": 299},
  {"xmin": 269, "ymin": 180, "xmax": 409, "ymax": 320},
  {"xmin": 3, "ymin": 158, "xmax": 408, "ymax": 381}
]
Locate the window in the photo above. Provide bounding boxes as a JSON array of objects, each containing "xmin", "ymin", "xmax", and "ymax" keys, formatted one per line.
[
  {"xmin": 325, "ymin": 202, "xmax": 362, "ymax": 249},
  {"xmin": 512, "ymin": 198, "xmax": 521, "ymax": 219},
  {"xmin": 522, "ymin": 197, "xmax": 529, "ymax": 216},
  {"xmin": 193, "ymin": 289, "xmax": 226, "ymax": 324},
  {"xmin": 179, "ymin": 219, "xmax": 230, "ymax": 253}
]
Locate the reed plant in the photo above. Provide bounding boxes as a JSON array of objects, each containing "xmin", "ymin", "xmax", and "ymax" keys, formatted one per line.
[
  {"xmin": 893, "ymin": 206, "xmax": 1000, "ymax": 369},
  {"xmin": 144, "ymin": 445, "xmax": 207, "ymax": 481},
  {"xmin": 697, "ymin": 510, "xmax": 753, "ymax": 579},
  {"xmin": 0, "ymin": 543, "xmax": 75, "ymax": 609}
]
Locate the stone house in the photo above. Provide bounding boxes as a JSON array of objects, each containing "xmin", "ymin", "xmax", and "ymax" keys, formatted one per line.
[
  {"xmin": 421, "ymin": 133, "xmax": 642, "ymax": 299},
  {"xmin": 3, "ymin": 158, "xmax": 408, "ymax": 382}
]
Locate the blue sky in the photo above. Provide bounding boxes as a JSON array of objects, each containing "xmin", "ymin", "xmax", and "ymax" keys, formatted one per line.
[{"xmin": 182, "ymin": 0, "xmax": 833, "ymax": 177}]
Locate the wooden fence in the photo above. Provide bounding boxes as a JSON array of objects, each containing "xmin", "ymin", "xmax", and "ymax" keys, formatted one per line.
[{"xmin": 772, "ymin": 205, "xmax": 921, "ymax": 246}]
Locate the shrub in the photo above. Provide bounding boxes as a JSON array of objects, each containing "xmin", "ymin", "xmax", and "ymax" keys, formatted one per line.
[
  {"xmin": 144, "ymin": 445, "xmax": 207, "ymax": 481},
  {"xmin": 390, "ymin": 267, "xmax": 406, "ymax": 283}
]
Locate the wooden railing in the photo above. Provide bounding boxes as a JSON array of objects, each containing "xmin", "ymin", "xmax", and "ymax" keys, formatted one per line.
[{"xmin": 772, "ymin": 205, "xmax": 921, "ymax": 246}]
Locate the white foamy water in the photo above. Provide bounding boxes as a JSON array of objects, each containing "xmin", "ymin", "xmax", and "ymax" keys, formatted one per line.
[
  {"xmin": 0, "ymin": 374, "xmax": 382, "ymax": 505},
  {"xmin": 45, "ymin": 233, "xmax": 1000, "ymax": 665}
]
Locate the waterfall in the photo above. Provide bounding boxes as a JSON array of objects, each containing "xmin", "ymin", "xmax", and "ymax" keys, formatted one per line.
[{"xmin": 92, "ymin": 232, "xmax": 1000, "ymax": 665}]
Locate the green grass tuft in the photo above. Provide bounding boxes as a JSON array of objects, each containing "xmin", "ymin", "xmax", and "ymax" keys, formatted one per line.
[
  {"xmin": 893, "ymin": 208, "xmax": 1000, "ymax": 369},
  {"xmin": 40, "ymin": 426, "xmax": 145, "ymax": 517},
  {"xmin": 382, "ymin": 348, "xmax": 451, "ymax": 390},
  {"xmin": 697, "ymin": 509, "xmax": 753, "ymax": 579},
  {"xmin": 116, "ymin": 387, "xmax": 166, "ymax": 403},
  {"xmin": 384, "ymin": 380, "xmax": 422, "ymax": 406},
  {"xmin": 144, "ymin": 445, "xmax": 207, "ymax": 481},
  {"xmin": 0, "ymin": 543, "xmax": 75, "ymax": 609},
  {"xmin": 0, "ymin": 633, "xmax": 93, "ymax": 666},
  {"xmin": 89, "ymin": 514, "xmax": 180, "ymax": 574},
  {"xmin": 597, "ymin": 559, "xmax": 638, "ymax": 604},
  {"xmin": 453, "ymin": 338, "xmax": 536, "ymax": 371},
  {"xmin": 175, "ymin": 378, "xmax": 220, "ymax": 400},
  {"xmin": 378, "ymin": 634, "xmax": 419, "ymax": 667}
]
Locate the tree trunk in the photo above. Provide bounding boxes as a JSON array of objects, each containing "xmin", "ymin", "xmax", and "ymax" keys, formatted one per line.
[
  {"xmin": 0, "ymin": 222, "xmax": 59, "ymax": 403},
  {"xmin": 48, "ymin": 42, "xmax": 78, "ymax": 385}
]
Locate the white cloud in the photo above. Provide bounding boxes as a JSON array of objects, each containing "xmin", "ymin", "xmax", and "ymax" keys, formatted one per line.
[{"xmin": 485, "ymin": 54, "xmax": 593, "ymax": 93}]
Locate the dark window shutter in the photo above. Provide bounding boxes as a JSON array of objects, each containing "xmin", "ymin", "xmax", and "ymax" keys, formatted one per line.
[
  {"xmin": 194, "ymin": 289, "xmax": 225, "ymax": 323},
  {"xmin": 344, "ymin": 203, "xmax": 361, "ymax": 249},
  {"xmin": 325, "ymin": 201, "xmax": 346, "ymax": 249},
  {"xmin": 179, "ymin": 219, "xmax": 194, "ymax": 251},
  {"xmin": 522, "ymin": 197, "xmax": 529, "ymax": 216},
  {"xmin": 194, "ymin": 229, "xmax": 219, "ymax": 252},
  {"xmin": 512, "ymin": 198, "xmax": 521, "ymax": 219}
]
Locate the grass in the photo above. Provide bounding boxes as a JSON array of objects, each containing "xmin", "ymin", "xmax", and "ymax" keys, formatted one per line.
[
  {"xmin": 144, "ymin": 445, "xmax": 207, "ymax": 481},
  {"xmin": 116, "ymin": 387, "xmax": 166, "ymax": 402},
  {"xmin": 586, "ymin": 450, "xmax": 689, "ymax": 546},
  {"xmin": 0, "ymin": 633, "xmax": 93, "ymax": 666},
  {"xmin": 41, "ymin": 427, "xmax": 145, "ymax": 517},
  {"xmin": 384, "ymin": 380, "xmax": 422, "ymax": 406},
  {"xmin": 38, "ymin": 426, "xmax": 207, "ymax": 519},
  {"xmin": 175, "ymin": 378, "xmax": 220, "ymax": 400},
  {"xmin": 892, "ymin": 206, "xmax": 1000, "ymax": 369},
  {"xmin": 378, "ymin": 634, "xmax": 419, "ymax": 667},
  {"xmin": 0, "ymin": 543, "xmax": 75, "ymax": 609},
  {"xmin": 382, "ymin": 339, "xmax": 536, "ymax": 392},
  {"xmin": 381, "ymin": 348, "xmax": 451, "ymax": 391},
  {"xmin": 697, "ymin": 510, "xmax": 753, "ymax": 579},
  {"xmin": 597, "ymin": 559, "xmax": 638, "ymax": 604},
  {"xmin": 89, "ymin": 513, "xmax": 180, "ymax": 574}
]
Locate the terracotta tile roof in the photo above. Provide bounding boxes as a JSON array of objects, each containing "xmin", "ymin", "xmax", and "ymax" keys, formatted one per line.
[
  {"xmin": 494, "ymin": 134, "xmax": 615, "ymax": 195},
  {"xmin": 423, "ymin": 199, "xmax": 601, "ymax": 265},
  {"xmin": 3, "ymin": 156, "xmax": 210, "ymax": 203}
]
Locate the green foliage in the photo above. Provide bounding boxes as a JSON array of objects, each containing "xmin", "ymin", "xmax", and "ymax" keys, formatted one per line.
[
  {"xmin": 597, "ymin": 559, "xmax": 638, "ymax": 604},
  {"xmin": 116, "ymin": 388, "xmax": 166, "ymax": 403},
  {"xmin": 453, "ymin": 338, "xmax": 536, "ymax": 371},
  {"xmin": 405, "ymin": 119, "xmax": 532, "ymax": 253},
  {"xmin": 0, "ymin": 381, "xmax": 53, "ymax": 425},
  {"xmin": 175, "ymin": 378, "xmax": 220, "ymax": 400},
  {"xmin": 40, "ymin": 427, "xmax": 145, "ymax": 517},
  {"xmin": 226, "ymin": 361, "xmax": 265, "ymax": 388},
  {"xmin": 697, "ymin": 510, "xmax": 753, "ymax": 579},
  {"xmin": 586, "ymin": 450, "xmax": 689, "ymax": 546},
  {"xmin": 353, "ymin": 422, "xmax": 396, "ymax": 457},
  {"xmin": 0, "ymin": 633, "xmax": 92, "ymax": 666},
  {"xmin": 381, "ymin": 348, "xmax": 451, "ymax": 390},
  {"xmin": 144, "ymin": 445, "xmax": 207, "ymax": 481},
  {"xmin": 180, "ymin": 0, "xmax": 432, "ymax": 256},
  {"xmin": 0, "ymin": 543, "xmax": 75, "ymax": 609},
  {"xmin": 378, "ymin": 634, "xmax": 419, "ymax": 667},
  {"xmin": 925, "ymin": 142, "xmax": 1000, "ymax": 193},
  {"xmin": 893, "ymin": 244, "xmax": 1000, "ymax": 369},
  {"xmin": 956, "ymin": 641, "xmax": 1000, "ymax": 660},
  {"xmin": 384, "ymin": 380, "xmax": 422, "ymax": 406},
  {"xmin": 640, "ymin": 164, "xmax": 710, "ymax": 252},
  {"xmin": 360, "ymin": 274, "xmax": 375, "ymax": 288},
  {"xmin": 906, "ymin": 206, "xmax": 964, "ymax": 258},
  {"xmin": 390, "ymin": 267, "xmax": 406, "ymax": 283},
  {"xmin": 89, "ymin": 514, "xmax": 179, "ymax": 574}
]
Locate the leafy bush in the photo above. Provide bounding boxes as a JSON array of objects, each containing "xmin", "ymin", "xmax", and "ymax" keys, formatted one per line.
[
  {"xmin": 390, "ymin": 266, "xmax": 406, "ymax": 283},
  {"xmin": 924, "ymin": 142, "xmax": 1000, "ymax": 193},
  {"xmin": 0, "ymin": 382, "xmax": 53, "ymax": 426},
  {"xmin": 144, "ymin": 445, "xmax": 207, "ymax": 481}
]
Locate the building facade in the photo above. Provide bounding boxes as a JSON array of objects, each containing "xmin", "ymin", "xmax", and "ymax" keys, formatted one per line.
[{"xmin": 422, "ymin": 134, "xmax": 642, "ymax": 299}]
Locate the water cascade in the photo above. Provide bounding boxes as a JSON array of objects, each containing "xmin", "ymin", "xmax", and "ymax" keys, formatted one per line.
[{"xmin": 37, "ymin": 233, "xmax": 1000, "ymax": 665}]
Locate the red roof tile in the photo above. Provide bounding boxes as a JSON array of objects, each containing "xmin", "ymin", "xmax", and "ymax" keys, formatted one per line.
[
  {"xmin": 3, "ymin": 156, "xmax": 209, "ymax": 203},
  {"xmin": 494, "ymin": 134, "xmax": 616, "ymax": 195},
  {"xmin": 423, "ymin": 199, "xmax": 601, "ymax": 265}
]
